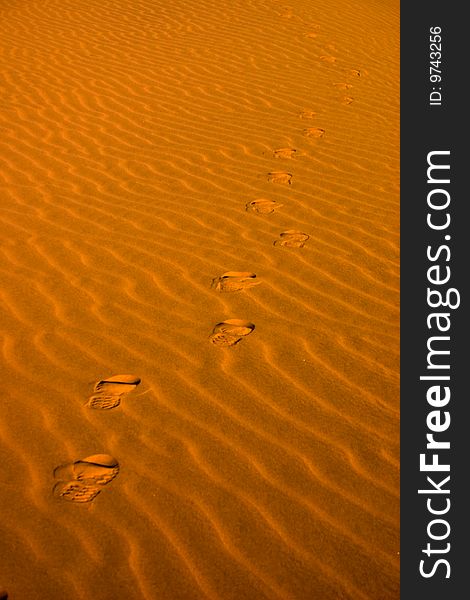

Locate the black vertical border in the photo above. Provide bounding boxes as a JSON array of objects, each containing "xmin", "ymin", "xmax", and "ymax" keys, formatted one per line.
[{"xmin": 401, "ymin": 3, "xmax": 466, "ymax": 598}]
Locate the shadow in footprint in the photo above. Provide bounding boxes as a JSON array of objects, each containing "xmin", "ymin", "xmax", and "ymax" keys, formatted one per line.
[
  {"xmin": 274, "ymin": 231, "xmax": 310, "ymax": 248},
  {"xmin": 246, "ymin": 199, "xmax": 282, "ymax": 214},
  {"xmin": 211, "ymin": 272, "xmax": 260, "ymax": 293},
  {"xmin": 303, "ymin": 127, "xmax": 325, "ymax": 138},
  {"xmin": 267, "ymin": 171, "xmax": 292, "ymax": 184},
  {"xmin": 210, "ymin": 320, "xmax": 255, "ymax": 347},
  {"xmin": 86, "ymin": 374, "xmax": 141, "ymax": 410},
  {"xmin": 53, "ymin": 454, "xmax": 119, "ymax": 503}
]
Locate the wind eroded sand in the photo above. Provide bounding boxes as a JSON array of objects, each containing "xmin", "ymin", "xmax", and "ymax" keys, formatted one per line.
[{"xmin": 0, "ymin": 0, "xmax": 399, "ymax": 597}]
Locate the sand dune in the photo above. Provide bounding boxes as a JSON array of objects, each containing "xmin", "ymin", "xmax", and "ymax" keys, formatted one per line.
[{"xmin": 0, "ymin": 0, "xmax": 399, "ymax": 598}]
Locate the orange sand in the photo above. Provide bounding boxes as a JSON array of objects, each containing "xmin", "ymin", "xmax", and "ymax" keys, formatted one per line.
[{"xmin": 0, "ymin": 0, "xmax": 399, "ymax": 598}]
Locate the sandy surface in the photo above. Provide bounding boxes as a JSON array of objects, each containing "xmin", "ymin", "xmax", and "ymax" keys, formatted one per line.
[{"xmin": 0, "ymin": 0, "xmax": 399, "ymax": 598}]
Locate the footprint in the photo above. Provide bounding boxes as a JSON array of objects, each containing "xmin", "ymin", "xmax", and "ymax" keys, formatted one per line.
[
  {"xmin": 210, "ymin": 320, "xmax": 255, "ymax": 347},
  {"xmin": 211, "ymin": 272, "xmax": 260, "ymax": 293},
  {"xmin": 274, "ymin": 231, "xmax": 310, "ymax": 248},
  {"xmin": 320, "ymin": 55, "xmax": 337, "ymax": 64},
  {"xmin": 246, "ymin": 199, "xmax": 282, "ymax": 214},
  {"xmin": 267, "ymin": 171, "xmax": 292, "ymax": 184},
  {"xmin": 342, "ymin": 96, "xmax": 354, "ymax": 105},
  {"xmin": 303, "ymin": 127, "xmax": 325, "ymax": 138},
  {"xmin": 53, "ymin": 454, "xmax": 119, "ymax": 503},
  {"xmin": 273, "ymin": 147, "xmax": 297, "ymax": 159},
  {"xmin": 86, "ymin": 374, "xmax": 141, "ymax": 410},
  {"xmin": 299, "ymin": 110, "xmax": 316, "ymax": 119},
  {"xmin": 333, "ymin": 83, "xmax": 353, "ymax": 90},
  {"xmin": 305, "ymin": 32, "xmax": 318, "ymax": 38},
  {"xmin": 348, "ymin": 68, "xmax": 368, "ymax": 77}
]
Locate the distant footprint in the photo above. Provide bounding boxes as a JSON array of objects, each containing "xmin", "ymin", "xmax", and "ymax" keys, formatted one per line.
[
  {"xmin": 267, "ymin": 171, "xmax": 292, "ymax": 184},
  {"xmin": 53, "ymin": 454, "xmax": 119, "ymax": 503},
  {"xmin": 273, "ymin": 147, "xmax": 297, "ymax": 159},
  {"xmin": 210, "ymin": 320, "xmax": 255, "ymax": 347},
  {"xmin": 211, "ymin": 272, "xmax": 261, "ymax": 293},
  {"xmin": 274, "ymin": 231, "xmax": 310, "ymax": 248},
  {"xmin": 342, "ymin": 96, "xmax": 354, "ymax": 105},
  {"xmin": 333, "ymin": 83, "xmax": 353, "ymax": 90},
  {"xmin": 86, "ymin": 374, "xmax": 141, "ymax": 410},
  {"xmin": 246, "ymin": 199, "xmax": 282, "ymax": 214},
  {"xmin": 320, "ymin": 55, "xmax": 337, "ymax": 64},
  {"xmin": 299, "ymin": 110, "xmax": 316, "ymax": 120},
  {"xmin": 304, "ymin": 32, "xmax": 318, "ymax": 38},
  {"xmin": 348, "ymin": 68, "xmax": 368, "ymax": 78},
  {"xmin": 303, "ymin": 127, "xmax": 325, "ymax": 138}
]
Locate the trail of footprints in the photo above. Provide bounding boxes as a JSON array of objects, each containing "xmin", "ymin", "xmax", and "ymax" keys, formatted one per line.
[
  {"xmin": 51, "ymin": 7, "xmax": 367, "ymax": 505},
  {"xmin": 208, "ymin": 8, "xmax": 368, "ymax": 354},
  {"xmin": 53, "ymin": 378, "xmax": 140, "ymax": 503}
]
